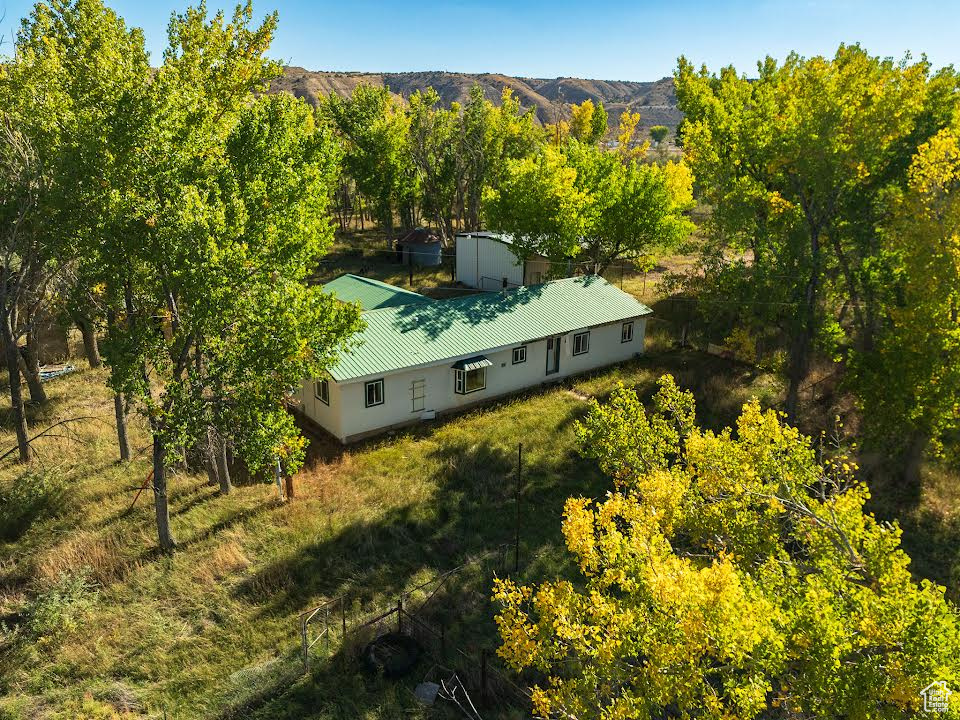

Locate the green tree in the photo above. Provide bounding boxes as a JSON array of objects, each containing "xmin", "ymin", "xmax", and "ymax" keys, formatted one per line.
[
  {"xmin": 495, "ymin": 376, "xmax": 960, "ymax": 719},
  {"xmin": 483, "ymin": 146, "xmax": 586, "ymax": 268},
  {"xmin": 323, "ymin": 84, "xmax": 412, "ymax": 238},
  {"xmin": 674, "ymin": 46, "xmax": 958, "ymax": 421},
  {"xmin": 97, "ymin": 4, "xmax": 361, "ymax": 550},
  {"xmin": 407, "ymin": 87, "xmax": 462, "ymax": 243},
  {"xmin": 569, "ymin": 99, "xmax": 608, "ymax": 145},
  {"xmin": 851, "ymin": 122, "xmax": 960, "ymax": 481},
  {"xmin": 569, "ymin": 143, "xmax": 694, "ymax": 272},
  {"xmin": 485, "ymin": 143, "xmax": 694, "ymax": 274},
  {"xmin": 649, "ymin": 124, "xmax": 669, "ymax": 145},
  {"xmin": 0, "ymin": 119, "xmax": 46, "ymax": 462},
  {"xmin": 0, "ymin": 0, "xmax": 149, "ymax": 461},
  {"xmin": 458, "ymin": 85, "xmax": 540, "ymax": 231}
]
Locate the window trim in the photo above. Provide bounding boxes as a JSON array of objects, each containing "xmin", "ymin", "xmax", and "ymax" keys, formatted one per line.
[
  {"xmin": 454, "ymin": 367, "xmax": 487, "ymax": 395},
  {"xmin": 364, "ymin": 378, "xmax": 384, "ymax": 408},
  {"xmin": 410, "ymin": 379, "xmax": 425, "ymax": 413},
  {"xmin": 573, "ymin": 331, "xmax": 590, "ymax": 356},
  {"xmin": 621, "ymin": 321, "xmax": 634, "ymax": 343},
  {"xmin": 512, "ymin": 346, "xmax": 527, "ymax": 365},
  {"xmin": 315, "ymin": 378, "xmax": 330, "ymax": 405}
]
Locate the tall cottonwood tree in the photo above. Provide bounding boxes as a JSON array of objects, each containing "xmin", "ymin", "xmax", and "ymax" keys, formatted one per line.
[
  {"xmin": 0, "ymin": 120, "xmax": 45, "ymax": 462},
  {"xmin": 95, "ymin": 4, "xmax": 361, "ymax": 550},
  {"xmin": 407, "ymin": 88, "xmax": 463, "ymax": 244},
  {"xmin": 0, "ymin": 0, "xmax": 149, "ymax": 460},
  {"xmin": 324, "ymin": 84, "xmax": 413, "ymax": 238},
  {"xmin": 851, "ymin": 122, "xmax": 960, "ymax": 481},
  {"xmin": 674, "ymin": 46, "xmax": 959, "ymax": 421}
]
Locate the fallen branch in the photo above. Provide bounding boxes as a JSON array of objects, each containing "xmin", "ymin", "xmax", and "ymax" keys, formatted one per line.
[{"xmin": 0, "ymin": 415, "xmax": 98, "ymax": 463}]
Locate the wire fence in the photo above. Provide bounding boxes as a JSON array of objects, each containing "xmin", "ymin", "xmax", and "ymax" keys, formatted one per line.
[{"xmin": 296, "ymin": 544, "xmax": 534, "ymax": 714}]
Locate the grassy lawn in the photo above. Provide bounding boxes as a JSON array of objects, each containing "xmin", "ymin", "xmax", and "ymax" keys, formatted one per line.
[
  {"xmin": 0, "ymin": 339, "xmax": 792, "ymax": 719},
  {"xmin": 0, "ymin": 242, "xmax": 956, "ymax": 718}
]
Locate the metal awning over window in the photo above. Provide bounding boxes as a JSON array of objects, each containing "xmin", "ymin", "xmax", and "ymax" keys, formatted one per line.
[{"xmin": 451, "ymin": 355, "xmax": 493, "ymax": 372}]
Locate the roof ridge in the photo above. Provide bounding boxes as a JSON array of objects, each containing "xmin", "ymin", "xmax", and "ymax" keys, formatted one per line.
[
  {"xmin": 357, "ymin": 275, "xmax": 631, "ymax": 317},
  {"xmin": 339, "ymin": 274, "xmax": 424, "ymax": 294}
]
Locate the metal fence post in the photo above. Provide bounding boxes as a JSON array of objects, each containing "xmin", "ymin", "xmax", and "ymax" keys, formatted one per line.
[
  {"xmin": 515, "ymin": 443, "xmax": 522, "ymax": 573},
  {"xmin": 301, "ymin": 616, "xmax": 309, "ymax": 673}
]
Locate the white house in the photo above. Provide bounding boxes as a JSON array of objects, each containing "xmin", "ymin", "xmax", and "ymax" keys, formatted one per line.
[
  {"xmin": 295, "ymin": 274, "xmax": 652, "ymax": 443},
  {"xmin": 455, "ymin": 232, "xmax": 553, "ymax": 290}
]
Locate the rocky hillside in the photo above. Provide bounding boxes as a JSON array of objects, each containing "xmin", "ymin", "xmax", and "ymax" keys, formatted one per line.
[{"xmin": 271, "ymin": 68, "xmax": 682, "ymax": 135}]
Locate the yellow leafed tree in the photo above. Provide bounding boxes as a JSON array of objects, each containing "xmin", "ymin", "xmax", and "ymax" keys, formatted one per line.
[{"xmin": 494, "ymin": 376, "xmax": 960, "ymax": 719}]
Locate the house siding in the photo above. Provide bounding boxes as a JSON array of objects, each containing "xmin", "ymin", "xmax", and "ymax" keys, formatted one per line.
[{"xmin": 302, "ymin": 317, "xmax": 647, "ymax": 443}]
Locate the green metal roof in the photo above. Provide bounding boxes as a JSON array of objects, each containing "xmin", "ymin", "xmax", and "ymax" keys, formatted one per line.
[
  {"xmin": 323, "ymin": 274, "xmax": 432, "ymax": 311},
  {"xmin": 330, "ymin": 275, "xmax": 652, "ymax": 382}
]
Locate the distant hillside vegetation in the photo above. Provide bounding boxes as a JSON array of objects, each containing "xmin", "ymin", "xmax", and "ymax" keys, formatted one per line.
[{"xmin": 271, "ymin": 67, "xmax": 682, "ymax": 135}]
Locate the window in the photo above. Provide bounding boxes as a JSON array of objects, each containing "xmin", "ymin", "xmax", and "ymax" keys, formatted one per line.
[
  {"xmin": 573, "ymin": 331, "xmax": 590, "ymax": 356},
  {"xmin": 512, "ymin": 346, "xmax": 527, "ymax": 364},
  {"xmin": 365, "ymin": 379, "xmax": 384, "ymax": 408},
  {"xmin": 621, "ymin": 321, "xmax": 634, "ymax": 343},
  {"xmin": 314, "ymin": 379, "xmax": 329, "ymax": 405},
  {"xmin": 454, "ymin": 367, "xmax": 486, "ymax": 394},
  {"xmin": 410, "ymin": 379, "xmax": 425, "ymax": 412}
]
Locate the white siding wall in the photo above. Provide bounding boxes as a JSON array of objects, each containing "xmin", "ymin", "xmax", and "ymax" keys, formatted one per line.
[
  {"xmin": 476, "ymin": 237, "xmax": 524, "ymax": 290},
  {"xmin": 455, "ymin": 234, "xmax": 525, "ymax": 290},
  {"xmin": 296, "ymin": 377, "xmax": 344, "ymax": 440},
  {"xmin": 302, "ymin": 317, "xmax": 647, "ymax": 442},
  {"xmin": 455, "ymin": 234, "xmax": 479, "ymax": 287}
]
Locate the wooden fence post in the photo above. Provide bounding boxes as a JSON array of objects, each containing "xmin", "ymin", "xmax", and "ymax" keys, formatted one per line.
[{"xmin": 515, "ymin": 443, "xmax": 522, "ymax": 573}]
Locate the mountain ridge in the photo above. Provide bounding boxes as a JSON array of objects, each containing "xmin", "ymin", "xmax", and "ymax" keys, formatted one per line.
[{"xmin": 270, "ymin": 67, "xmax": 682, "ymax": 134}]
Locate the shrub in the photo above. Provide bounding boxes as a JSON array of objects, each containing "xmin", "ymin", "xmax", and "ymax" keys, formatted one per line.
[
  {"xmin": 48, "ymin": 695, "xmax": 127, "ymax": 719},
  {"xmin": 28, "ymin": 569, "xmax": 98, "ymax": 645},
  {"xmin": 0, "ymin": 471, "xmax": 65, "ymax": 541}
]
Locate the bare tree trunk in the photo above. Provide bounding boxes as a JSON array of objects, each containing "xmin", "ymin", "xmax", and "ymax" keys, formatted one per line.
[
  {"xmin": 151, "ymin": 428, "xmax": 175, "ymax": 551},
  {"xmin": 901, "ymin": 433, "xmax": 929, "ymax": 489},
  {"xmin": 113, "ymin": 392, "xmax": 130, "ymax": 461},
  {"xmin": 20, "ymin": 330, "xmax": 46, "ymax": 404},
  {"xmin": 215, "ymin": 433, "xmax": 231, "ymax": 495},
  {"xmin": 2, "ymin": 315, "xmax": 29, "ymax": 462},
  {"xmin": 75, "ymin": 314, "xmax": 102, "ymax": 368},
  {"xmin": 18, "ymin": 332, "xmax": 46, "ymax": 405},
  {"xmin": 785, "ymin": 228, "xmax": 821, "ymax": 424},
  {"xmin": 105, "ymin": 310, "xmax": 129, "ymax": 461}
]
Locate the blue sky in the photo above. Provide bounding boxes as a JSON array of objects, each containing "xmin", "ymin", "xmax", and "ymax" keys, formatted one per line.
[{"xmin": 1, "ymin": 0, "xmax": 957, "ymax": 80}]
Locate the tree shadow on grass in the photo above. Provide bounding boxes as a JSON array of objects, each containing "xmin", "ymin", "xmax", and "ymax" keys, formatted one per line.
[
  {"xmin": 897, "ymin": 509, "xmax": 960, "ymax": 601},
  {"xmin": 238, "ymin": 414, "xmax": 606, "ymax": 624}
]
